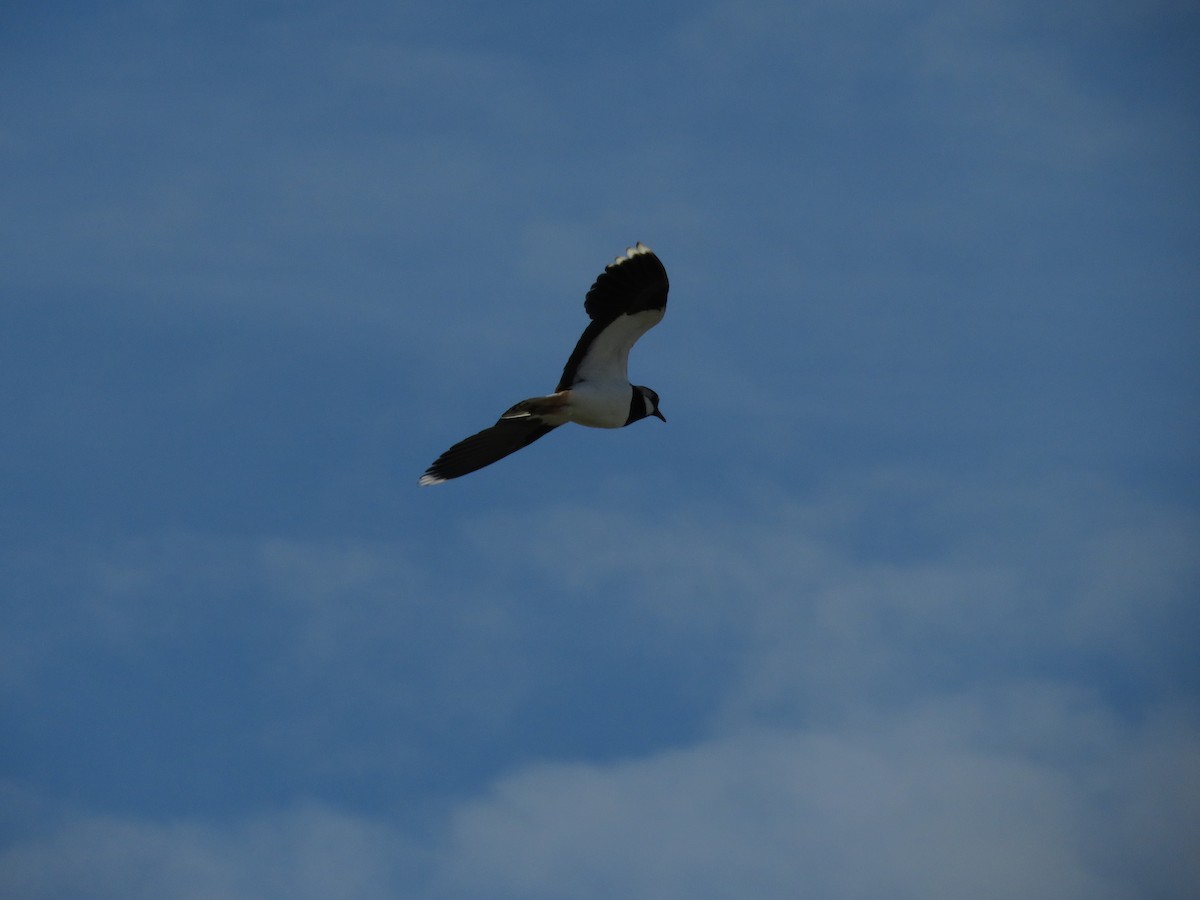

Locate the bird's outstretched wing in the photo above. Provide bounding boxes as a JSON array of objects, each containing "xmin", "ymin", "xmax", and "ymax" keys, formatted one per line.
[
  {"xmin": 556, "ymin": 243, "xmax": 669, "ymax": 391},
  {"xmin": 419, "ymin": 419, "xmax": 558, "ymax": 485}
]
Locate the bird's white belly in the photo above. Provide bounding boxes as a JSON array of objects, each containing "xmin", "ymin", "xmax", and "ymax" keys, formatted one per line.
[{"xmin": 567, "ymin": 381, "xmax": 631, "ymax": 429}]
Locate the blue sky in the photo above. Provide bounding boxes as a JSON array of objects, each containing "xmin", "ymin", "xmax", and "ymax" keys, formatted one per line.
[{"xmin": 2, "ymin": 0, "xmax": 1198, "ymax": 896}]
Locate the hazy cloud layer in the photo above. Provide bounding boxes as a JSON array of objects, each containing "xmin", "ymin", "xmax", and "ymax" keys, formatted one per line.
[{"xmin": 4, "ymin": 473, "xmax": 1197, "ymax": 896}]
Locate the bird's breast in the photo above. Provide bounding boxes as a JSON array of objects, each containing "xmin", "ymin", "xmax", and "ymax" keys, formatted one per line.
[{"xmin": 564, "ymin": 381, "xmax": 633, "ymax": 429}]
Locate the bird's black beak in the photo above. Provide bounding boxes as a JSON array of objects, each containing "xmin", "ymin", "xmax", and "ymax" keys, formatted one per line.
[{"xmin": 653, "ymin": 409, "xmax": 666, "ymax": 422}]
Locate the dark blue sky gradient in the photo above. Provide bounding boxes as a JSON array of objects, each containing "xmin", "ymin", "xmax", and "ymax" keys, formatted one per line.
[{"xmin": 2, "ymin": 2, "xmax": 1198, "ymax": 897}]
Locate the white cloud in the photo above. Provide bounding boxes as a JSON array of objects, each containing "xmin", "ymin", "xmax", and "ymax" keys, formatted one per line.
[
  {"xmin": 463, "ymin": 470, "xmax": 1200, "ymax": 722},
  {"xmin": 0, "ymin": 803, "xmax": 421, "ymax": 900},
  {"xmin": 3, "ymin": 468, "xmax": 1197, "ymax": 898},
  {"xmin": 433, "ymin": 697, "xmax": 1197, "ymax": 899},
  {"xmin": 5, "ymin": 693, "xmax": 1194, "ymax": 900}
]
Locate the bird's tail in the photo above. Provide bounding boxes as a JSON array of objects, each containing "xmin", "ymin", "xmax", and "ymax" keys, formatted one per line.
[{"xmin": 500, "ymin": 391, "xmax": 570, "ymax": 421}]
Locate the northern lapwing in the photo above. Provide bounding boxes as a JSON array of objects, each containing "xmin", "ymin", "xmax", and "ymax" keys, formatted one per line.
[{"xmin": 419, "ymin": 242, "xmax": 669, "ymax": 485}]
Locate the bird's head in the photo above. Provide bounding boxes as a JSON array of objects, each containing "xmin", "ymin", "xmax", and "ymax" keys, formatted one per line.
[{"xmin": 637, "ymin": 386, "xmax": 666, "ymax": 423}]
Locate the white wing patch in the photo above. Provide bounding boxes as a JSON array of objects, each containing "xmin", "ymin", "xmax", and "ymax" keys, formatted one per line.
[{"xmin": 571, "ymin": 307, "xmax": 665, "ymax": 385}]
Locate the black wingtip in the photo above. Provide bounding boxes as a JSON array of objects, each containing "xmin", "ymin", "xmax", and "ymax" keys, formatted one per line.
[
  {"xmin": 419, "ymin": 419, "xmax": 558, "ymax": 485},
  {"xmin": 584, "ymin": 242, "xmax": 669, "ymax": 320}
]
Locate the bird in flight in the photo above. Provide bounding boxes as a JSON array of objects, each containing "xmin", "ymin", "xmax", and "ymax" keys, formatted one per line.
[{"xmin": 420, "ymin": 242, "xmax": 669, "ymax": 485}]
